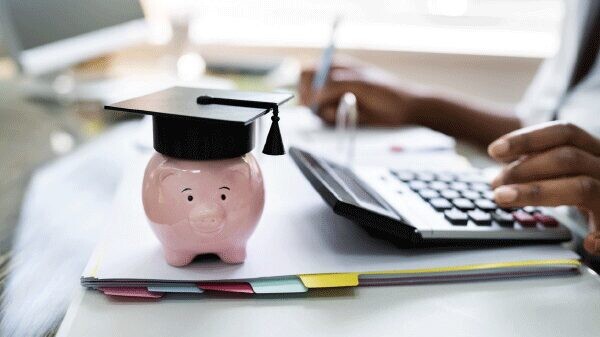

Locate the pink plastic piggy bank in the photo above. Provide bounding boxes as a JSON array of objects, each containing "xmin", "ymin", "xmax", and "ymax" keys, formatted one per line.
[{"xmin": 142, "ymin": 152, "xmax": 265, "ymax": 266}]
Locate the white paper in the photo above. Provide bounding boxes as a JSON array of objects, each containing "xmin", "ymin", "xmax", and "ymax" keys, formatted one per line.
[
  {"xmin": 84, "ymin": 150, "xmax": 578, "ymax": 282},
  {"xmin": 279, "ymin": 107, "xmax": 463, "ymax": 168}
]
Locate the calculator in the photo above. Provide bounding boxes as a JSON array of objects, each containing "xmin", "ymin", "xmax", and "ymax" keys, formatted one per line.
[{"xmin": 289, "ymin": 147, "xmax": 572, "ymax": 247}]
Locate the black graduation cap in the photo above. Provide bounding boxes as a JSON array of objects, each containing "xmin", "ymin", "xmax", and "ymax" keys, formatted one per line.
[{"xmin": 105, "ymin": 87, "xmax": 294, "ymax": 160}]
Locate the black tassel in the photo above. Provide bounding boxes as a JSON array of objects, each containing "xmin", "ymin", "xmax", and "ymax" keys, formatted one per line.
[
  {"xmin": 197, "ymin": 95, "xmax": 286, "ymax": 156},
  {"xmin": 262, "ymin": 107, "xmax": 285, "ymax": 155}
]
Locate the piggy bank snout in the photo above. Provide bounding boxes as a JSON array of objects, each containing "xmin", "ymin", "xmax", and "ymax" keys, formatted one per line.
[{"xmin": 188, "ymin": 203, "xmax": 226, "ymax": 233}]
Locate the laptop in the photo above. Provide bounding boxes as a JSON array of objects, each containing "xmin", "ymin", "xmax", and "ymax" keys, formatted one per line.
[{"xmin": 289, "ymin": 146, "xmax": 572, "ymax": 247}]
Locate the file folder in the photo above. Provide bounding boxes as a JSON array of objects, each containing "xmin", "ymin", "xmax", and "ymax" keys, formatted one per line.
[{"xmin": 82, "ymin": 148, "xmax": 580, "ymax": 299}]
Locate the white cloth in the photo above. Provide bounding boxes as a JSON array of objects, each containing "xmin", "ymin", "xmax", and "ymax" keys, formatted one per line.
[
  {"xmin": 517, "ymin": 0, "xmax": 600, "ymax": 137},
  {"xmin": 0, "ymin": 121, "xmax": 141, "ymax": 337}
]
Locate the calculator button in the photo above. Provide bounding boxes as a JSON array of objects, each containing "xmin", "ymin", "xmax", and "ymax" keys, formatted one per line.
[
  {"xmin": 492, "ymin": 210, "xmax": 514, "ymax": 227},
  {"xmin": 457, "ymin": 173, "xmax": 486, "ymax": 183},
  {"xmin": 416, "ymin": 172, "xmax": 435, "ymax": 182},
  {"xmin": 452, "ymin": 198, "xmax": 475, "ymax": 211},
  {"xmin": 444, "ymin": 209, "xmax": 469, "ymax": 226},
  {"xmin": 429, "ymin": 181, "xmax": 449, "ymax": 191},
  {"xmin": 461, "ymin": 190, "xmax": 481, "ymax": 200},
  {"xmin": 436, "ymin": 173, "xmax": 455, "ymax": 182},
  {"xmin": 474, "ymin": 199, "xmax": 497, "ymax": 211},
  {"xmin": 440, "ymin": 190, "xmax": 461, "ymax": 199},
  {"xmin": 419, "ymin": 189, "xmax": 439, "ymax": 200},
  {"xmin": 533, "ymin": 213, "xmax": 559, "ymax": 228},
  {"xmin": 408, "ymin": 181, "xmax": 428, "ymax": 190},
  {"xmin": 468, "ymin": 210, "xmax": 492, "ymax": 226},
  {"xmin": 429, "ymin": 198, "xmax": 453, "ymax": 211},
  {"xmin": 392, "ymin": 170, "xmax": 415, "ymax": 182},
  {"xmin": 470, "ymin": 183, "xmax": 490, "ymax": 192},
  {"xmin": 450, "ymin": 182, "xmax": 469, "ymax": 191},
  {"xmin": 482, "ymin": 191, "xmax": 495, "ymax": 200},
  {"xmin": 513, "ymin": 210, "xmax": 537, "ymax": 227}
]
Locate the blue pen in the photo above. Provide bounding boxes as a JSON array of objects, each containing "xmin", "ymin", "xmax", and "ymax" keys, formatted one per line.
[{"xmin": 311, "ymin": 17, "xmax": 340, "ymax": 112}]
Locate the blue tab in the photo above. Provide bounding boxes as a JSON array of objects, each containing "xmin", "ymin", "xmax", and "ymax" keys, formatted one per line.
[
  {"xmin": 147, "ymin": 285, "xmax": 204, "ymax": 293},
  {"xmin": 250, "ymin": 276, "xmax": 308, "ymax": 294}
]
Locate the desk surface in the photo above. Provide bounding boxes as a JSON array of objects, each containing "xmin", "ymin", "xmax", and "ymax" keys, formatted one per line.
[
  {"xmin": 59, "ymin": 268, "xmax": 600, "ymax": 337},
  {"xmin": 50, "ymin": 113, "xmax": 597, "ymax": 337}
]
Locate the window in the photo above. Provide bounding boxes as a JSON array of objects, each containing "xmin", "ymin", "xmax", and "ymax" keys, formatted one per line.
[{"xmin": 176, "ymin": 0, "xmax": 564, "ymax": 58}]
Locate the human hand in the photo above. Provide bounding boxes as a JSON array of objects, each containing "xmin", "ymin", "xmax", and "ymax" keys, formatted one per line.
[
  {"xmin": 298, "ymin": 62, "xmax": 427, "ymax": 126},
  {"xmin": 488, "ymin": 121, "xmax": 600, "ymax": 255}
]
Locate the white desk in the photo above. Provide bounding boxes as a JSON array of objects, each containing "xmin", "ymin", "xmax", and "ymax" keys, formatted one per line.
[{"xmin": 59, "ymin": 268, "xmax": 600, "ymax": 337}]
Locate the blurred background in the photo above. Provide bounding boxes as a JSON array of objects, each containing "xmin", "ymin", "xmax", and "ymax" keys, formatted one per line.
[{"xmin": 0, "ymin": 0, "xmax": 564, "ymax": 304}]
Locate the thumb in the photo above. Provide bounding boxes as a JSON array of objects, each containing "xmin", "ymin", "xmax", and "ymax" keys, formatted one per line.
[
  {"xmin": 583, "ymin": 211, "xmax": 600, "ymax": 255},
  {"xmin": 584, "ymin": 232, "xmax": 600, "ymax": 256}
]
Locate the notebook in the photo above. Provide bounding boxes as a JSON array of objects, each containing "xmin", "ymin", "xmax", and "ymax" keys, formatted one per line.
[{"xmin": 81, "ymin": 148, "xmax": 580, "ymax": 298}]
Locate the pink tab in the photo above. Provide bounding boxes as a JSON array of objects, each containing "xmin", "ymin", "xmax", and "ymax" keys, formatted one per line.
[
  {"xmin": 197, "ymin": 282, "xmax": 254, "ymax": 294},
  {"xmin": 99, "ymin": 287, "xmax": 163, "ymax": 298},
  {"xmin": 513, "ymin": 210, "xmax": 537, "ymax": 227}
]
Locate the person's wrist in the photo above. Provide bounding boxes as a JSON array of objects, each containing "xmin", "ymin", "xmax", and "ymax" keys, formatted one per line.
[{"xmin": 402, "ymin": 91, "xmax": 441, "ymax": 126}]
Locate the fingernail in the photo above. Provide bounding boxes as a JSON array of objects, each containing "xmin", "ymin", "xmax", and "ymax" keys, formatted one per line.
[
  {"xmin": 489, "ymin": 139, "xmax": 509, "ymax": 156},
  {"xmin": 494, "ymin": 186, "xmax": 518, "ymax": 203}
]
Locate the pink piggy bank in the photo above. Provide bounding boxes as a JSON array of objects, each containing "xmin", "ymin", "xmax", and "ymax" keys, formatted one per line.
[{"xmin": 142, "ymin": 152, "xmax": 265, "ymax": 266}]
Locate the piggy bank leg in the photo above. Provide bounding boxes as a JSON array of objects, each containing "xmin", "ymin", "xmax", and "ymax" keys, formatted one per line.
[
  {"xmin": 218, "ymin": 246, "xmax": 247, "ymax": 264},
  {"xmin": 163, "ymin": 248, "xmax": 195, "ymax": 267}
]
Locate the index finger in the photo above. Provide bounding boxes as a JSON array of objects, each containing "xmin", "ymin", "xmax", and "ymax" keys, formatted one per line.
[
  {"xmin": 584, "ymin": 232, "xmax": 600, "ymax": 255},
  {"xmin": 488, "ymin": 121, "xmax": 600, "ymax": 162}
]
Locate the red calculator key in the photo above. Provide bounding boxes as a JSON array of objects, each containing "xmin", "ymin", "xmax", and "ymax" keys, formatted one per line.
[
  {"xmin": 533, "ymin": 213, "xmax": 559, "ymax": 228},
  {"xmin": 513, "ymin": 210, "xmax": 537, "ymax": 227}
]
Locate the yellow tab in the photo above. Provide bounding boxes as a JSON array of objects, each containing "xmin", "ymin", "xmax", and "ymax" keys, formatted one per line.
[
  {"xmin": 298, "ymin": 273, "xmax": 359, "ymax": 288},
  {"xmin": 361, "ymin": 259, "xmax": 581, "ymax": 276},
  {"xmin": 296, "ymin": 259, "xmax": 579, "ymax": 288}
]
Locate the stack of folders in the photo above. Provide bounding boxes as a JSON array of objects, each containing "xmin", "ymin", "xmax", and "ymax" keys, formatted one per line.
[{"xmin": 81, "ymin": 151, "xmax": 580, "ymax": 299}]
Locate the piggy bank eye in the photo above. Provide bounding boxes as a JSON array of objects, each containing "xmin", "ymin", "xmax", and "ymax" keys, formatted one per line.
[
  {"xmin": 187, "ymin": 195, "xmax": 193, "ymax": 202},
  {"xmin": 219, "ymin": 186, "xmax": 230, "ymax": 201}
]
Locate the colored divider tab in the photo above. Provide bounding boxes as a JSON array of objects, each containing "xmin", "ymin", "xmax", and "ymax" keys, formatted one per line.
[
  {"xmin": 298, "ymin": 273, "xmax": 359, "ymax": 288},
  {"xmin": 250, "ymin": 276, "xmax": 308, "ymax": 294},
  {"xmin": 148, "ymin": 285, "xmax": 204, "ymax": 294},
  {"xmin": 360, "ymin": 259, "xmax": 581, "ymax": 276},
  {"xmin": 99, "ymin": 287, "xmax": 163, "ymax": 298},
  {"xmin": 197, "ymin": 282, "xmax": 254, "ymax": 294}
]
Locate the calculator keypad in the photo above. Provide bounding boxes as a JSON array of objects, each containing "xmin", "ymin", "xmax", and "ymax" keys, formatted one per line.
[{"xmin": 391, "ymin": 169, "xmax": 559, "ymax": 230}]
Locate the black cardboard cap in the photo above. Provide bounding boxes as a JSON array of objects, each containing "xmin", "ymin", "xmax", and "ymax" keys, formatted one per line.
[{"xmin": 105, "ymin": 87, "xmax": 293, "ymax": 160}]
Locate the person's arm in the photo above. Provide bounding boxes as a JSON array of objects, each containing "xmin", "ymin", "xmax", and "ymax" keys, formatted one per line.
[
  {"xmin": 299, "ymin": 63, "xmax": 522, "ymax": 148},
  {"xmin": 412, "ymin": 94, "xmax": 522, "ymax": 147}
]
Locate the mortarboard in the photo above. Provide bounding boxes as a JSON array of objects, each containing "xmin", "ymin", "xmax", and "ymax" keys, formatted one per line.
[{"xmin": 105, "ymin": 87, "xmax": 294, "ymax": 160}]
